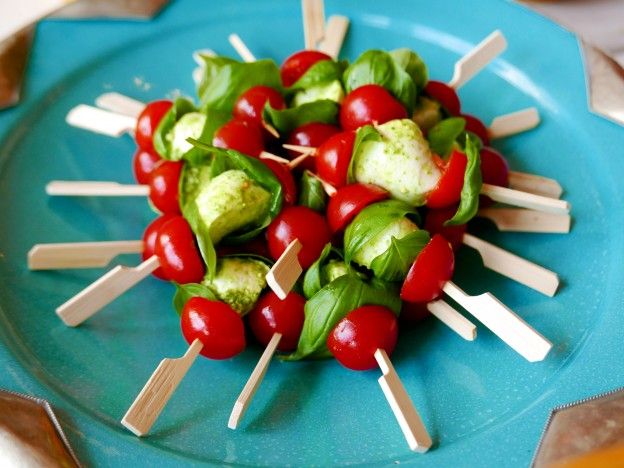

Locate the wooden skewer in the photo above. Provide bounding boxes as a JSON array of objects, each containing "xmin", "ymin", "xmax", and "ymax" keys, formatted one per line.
[
  {"xmin": 442, "ymin": 281, "xmax": 552, "ymax": 362},
  {"xmin": 302, "ymin": 0, "xmax": 325, "ymax": 50},
  {"xmin": 488, "ymin": 108, "xmax": 540, "ymax": 140},
  {"xmin": 426, "ymin": 300, "xmax": 476, "ymax": 341},
  {"xmin": 122, "ymin": 339, "xmax": 203, "ymax": 436},
  {"xmin": 283, "ymin": 144, "xmax": 315, "ymax": 154},
  {"xmin": 375, "ymin": 349, "xmax": 432, "ymax": 453},
  {"xmin": 262, "ymin": 121, "xmax": 280, "ymax": 138},
  {"xmin": 95, "ymin": 93, "xmax": 145, "ymax": 119},
  {"xmin": 448, "ymin": 30, "xmax": 507, "ymax": 90},
  {"xmin": 228, "ymin": 33, "xmax": 256, "ymax": 63},
  {"xmin": 259, "ymin": 152, "xmax": 290, "ymax": 165},
  {"xmin": 66, "ymin": 104, "xmax": 137, "ymax": 137},
  {"xmin": 462, "ymin": 233, "xmax": 559, "ymax": 297},
  {"xmin": 46, "ymin": 181, "xmax": 149, "ymax": 197},
  {"xmin": 192, "ymin": 48, "xmax": 217, "ymax": 65},
  {"xmin": 317, "ymin": 15, "xmax": 350, "ymax": 58},
  {"xmin": 228, "ymin": 332, "xmax": 282, "ymax": 429},
  {"xmin": 56, "ymin": 256, "xmax": 160, "ymax": 327},
  {"xmin": 508, "ymin": 171, "xmax": 563, "ymax": 199},
  {"xmin": 287, "ymin": 151, "xmax": 315, "ymax": 170},
  {"xmin": 28, "ymin": 240, "xmax": 144, "ymax": 270},
  {"xmin": 306, "ymin": 171, "xmax": 337, "ymax": 196},
  {"xmin": 480, "ymin": 183, "xmax": 570, "ymax": 214},
  {"xmin": 265, "ymin": 239, "xmax": 303, "ymax": 300},
  {"xmin": 478, "ymin": 208, "xmax": 571, "ymax": 234}
]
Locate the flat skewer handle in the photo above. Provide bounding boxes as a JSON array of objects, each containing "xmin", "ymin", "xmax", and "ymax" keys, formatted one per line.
[
  {"xmin": 46, "ymin": 181, "xmax": 149, "ymax": 197},
  {"xmin": 229, "ymin": 332, "xmax": 282, "ymax": 430},
  {"xmin": 302, "ymin": 0, "xmax": 325, "ymax": 49},
  {"xmin": 426, "ymin": 300, "xmax": 476, "ymax": 341},
  {"xmin": 95, "ymin": 93, "xmax": 145, "ymax": 119},
  {"xmin": 477, "ymin": 208, "xmax": 571, "ymax": 234},
  {"xmin": 228, "ymin": 33, "xmax": 256, "ymax": 62},
  {"xmin": 122, "ymin": 339, "xmax": 203, "ymax": 436},
  {"xmin": 28, "ymin": 240, "xmax": 144, "ymax": 270},
  {"xmin": 480, "ymin": 183, "xmax": 570, "ymax": 214},
  {"xmin": 488, "ymin": 107, "xmax": 539, "ymax": 139},
  {"xmin": 265, "ymin": 239, "xmax": 303, "ymax": 300},
  {"xmin": 508, "ymin": 171, "xmax": 563, "ymax": 199},
  {"xmin": 318, "ymin": 15, "xmax": 349, "ymax": 58},
  {"xmin": 66, "ymin": 104, "xmax": 136, "ymax": 137},
  {"xmin": 448, "ymin": 30, "xmax": 507, "ymax": 89},
  {"xmin": 375, "ymin": 349, "xmax": 432, "ymax": 453},
  {"xmin": 442, "ymin": 281, "xmax": 552, "ymax": 362},
  {"xmin": 56, "ymin": 255, "xmax": 160, "ymax": 327}
]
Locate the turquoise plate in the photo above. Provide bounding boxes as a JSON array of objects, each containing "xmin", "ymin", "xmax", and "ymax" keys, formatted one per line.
[{"xmin": 1, "ymin": 0, "xmax": 623, "ymax": 465}]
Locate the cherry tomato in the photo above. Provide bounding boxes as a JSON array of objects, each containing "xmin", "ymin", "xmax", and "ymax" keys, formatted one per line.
[
  {"xmin": 248, "ymin": 291, "xmax": 306, "ymax": 352},
  {"xmin": 142, "ymin": 213, "xmax": 177, "ymax": 280},
  {"xmin": 149, "ymin": 160, "xmax": 182, "ymax": 214},
  {"xmin": 233, "ymin": 85, "xmax": 286, "ymax": 124},
  {"xmin": 216, "ymin": 236, "xmax": 270, "ymax": 258},
  {"xmin": 339, "ymin": 84, "xmax": 408, "ymax": 131},
  {"xmin": 154, "ymin": 216, "xmax": 205, "ymax": 284},
  {"xmin": 424, "ymin": 207, "xmax": 467, "ymax": 251},
  {"xmin": 327, "ymin": 305, "xmax": 398, "ymax": 371},
  {"xmin": 280, "ymin": 50, "xmax": 332, "ymax": 87},
  {"xmin": 261, "ymin": 158, "xmax": 297, "ymax": 206},
  {"xmin": 424, "ymin": 80, "xmax": 461, "ymax": 116},
  {"xmin": 315, "ymin": 130, "xmax": 356, "ymax": 188},
  {"xmin": 133, "ymin": 148, "xmax": 162, "ymax": 185},
  {"xmin": 401, "ymin": 234, "xmax": 455, "ymax": 303},
  {"xmin": 426, "ymin": 149, "xmax": 467, "ymax": 209},
  {"xmin": 266, "ymin": 206, "xmax": 331, "ymax": 269},
  {"xmin": 327, "ymin": 183, "xmax": 389, "ymax": 233},
  {"xmin": 480, "ymin": 146, "xmax": 509, "ymax": 187},
  {"xmin": 213, "ymin": 118, "xmax": 264, "ymax": 157},
  {"xmin": 286, "ymin": 122, "xmax": 340, "ymax": 172},
  {"xmin": 461, "ymin": 113, "xmax": 490, "ymax": 146},
  {"xmin": 135, "ymin": 100, "xmax": 173, "ymax": 153},
  {"xmin": 181, "ymin": 297, "xmax": 245, "ymax": 359}
]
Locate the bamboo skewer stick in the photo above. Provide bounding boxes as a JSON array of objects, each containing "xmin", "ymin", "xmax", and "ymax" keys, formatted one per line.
[
  {"xmin": 46, "ymin": 181, "xmax": 149, "ymax": 197},
  {"xmin": 265, "ymin": 239, "xmax": 303, "ymax": 300},
  {"xmin": 28, "ymin": 240, "xmax": 144, "ymax": 270},
  {"xmin": 317, "ymin": 15, "xmax": 349, "ymax": 58},
  {"xmin": 448, "ymin": 30, "xmax": 507, "ymax": 90},
  {"xmin": 122, "ymin": 339, "xmax": 203, "ymax": 436},
  {"xmin": 478, "ymin": 208, "xmax": 571, "ymax": 234},
  {"xmin": 508, "ymin": 171, "xmax": 563, "ymax": 199},
  {"xmin": 488, "ymin": 107, "xmax": 539, "ymax": 139},
  {"xmin": 480, "ymin": 183, "xmax": 570, "ymax": 214},
  {"xmin": 302, "ymin": 0, "xmax": 325, "ymax": 49},
  {"xmin": 228, "ymin": 33, "xmax": 256, "ymax": 63},
  {"xmin": 228, "ymin": 332, "xmax": 282, "ymax": 429},
  {"xmin": 95, "ymin": 92, "xmax": 145, "ymax": 119},
  {"xmin": 306, "ymin": 170, "xmax": 337, "ymax": 196},
  {"xmin": 426, "ymin": 300, "xmax": 477, "ymax": 341},
  {"xmin": 66, "ymin": 104, "xmax": 137, "ymax": 137}
]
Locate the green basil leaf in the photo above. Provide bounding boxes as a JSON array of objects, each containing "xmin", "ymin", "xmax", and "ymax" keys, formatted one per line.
[
  {"xmin": 369, "ymin": 230, "xmax": 430, "ymax": 281},
  {"xmin": 197, "ymin": 56, "xmax": 283, "ymax": 113},
  {"xmin": 343, "ymin": 200, "xmax": 421, "ymax": 264},
  {"xmin": 287, "ymin": 59, "xmax": 345, "ymax": 92},
  {"xmin": 283, "ymin": 274, "xmax": 401, "ymax": 361},
  {"xmin": 298, "ymin": 171, "xmax": 327, "ymax": 212},
  {"xmin": 263, "ymin": 100, "xmax": 339, "ymax": 135},
  {"xmin": 347, "ymin": 124, "xmax": 381, "ymax": 183},
  {"xmin": 343, "ymin": 50, "xmax": 416, "ymax": 113},
  {"xmin": 428, "ymin": 117, "xmax": 466, "ymax": 157},
  {"xmin": 173, "ymin": 282, "xmax": 217, "ymax": 315},
  {"xmin": 445, "ymin": 135, "xmax": 482, "ymax": 226},
  {"xmin": 388, "ymin": 48, "xmax": 428, "ymax": 92},
  {"xmin": 302, "ymin": 243, "xmax": 333, "ymax": 299},
  {"xmin": 153, "ymin": 97, "xmax": 196, "ymax": 159}
]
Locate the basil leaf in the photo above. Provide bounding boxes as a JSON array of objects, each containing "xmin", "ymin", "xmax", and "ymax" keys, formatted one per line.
[
  {"xmin": 302, "ymin": 243, "xmax": 333, "ymax": 299},
  {"xmin": 446, "ymin": 135, "xmax": 482, "ymax": 226},
  {"xmin": 428, "ymin": 117, "xmax": 466, "ymax": 157},
  {"xmin": 153, "ymin": 97, "xmax": 196, "ymax": 159},
  {"xmin": 197, "ymin": 56, "xmax": 283, "ymax": 113},
  {"xmin": 287, "ymin": 59, "xmax": 345, "ymax": 93},
  {"xmin": 347, "ymin": 124, "xmax": 381, "ymax": 183},
  {"xmin": 173, "ymin": 282, "xmax": 217, "ymax": 315},
  {"xmin": 369, "ymin": 230, "xmax": 430, "ymax": 281},
  {"xmin": 389, "ymin": 48, "xmax": 428, "ymax": 92},
  {"xmin": 298, "ymin": 171, "xmax": 327, "ymax": 212},
  {"xmin": 343, "ymin": 200, "xmax": 421, "ymax": 264},
  {"xmin": 283, "ymin": 274, "xmax": 401, "ymax": 361},
  {"xmin": 343, "ymin": 50, "xmax": 416, "ymax": 113},
  {"xmin": 263, "ymin": 100, "xmax": 339, "ymax": 135}
]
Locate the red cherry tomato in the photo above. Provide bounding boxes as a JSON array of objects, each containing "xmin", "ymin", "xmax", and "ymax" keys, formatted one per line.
[
  {"xmin": 426, "ymin": 150, "xmax": 467, "ymax": 209},
  {"xmin": 480, "ymin": 146, "xmax": 509, "ymax": 187},
  {"xmin": 181, "ymin": 297, "xmax": 245, "ymax": 359},
  {"xmin": 266, "ymin": 206, "xmax": 332, "ymax": 269},
  {"xmin": 149, "ymin": 160, "xmax": 182, "ymax": 214},
  {"xmin": 401, "ymin": 234, "xmax": 455, "ymax": 303},
  {"xmin": 133, "ymin": 148, "xmax": 162, "ymax": 185},
  {"xmin": 315, "ymin": 131, "xmax": 356, "ymax": 188},
  {"xmin": 327, "ymin": 183, "xmax": 389, "ymax": 233},
  {"xmin": 461, "ymin": 113, "xmax": 490, "ymax": 146},
  {"xmin": 154, "ymin": 216, "xmax": 205, "ymax": 284},
  {"xmin": 261, "ymin": 159, "xmax": 297, "ymax": 206},
  {"xmin": 142, "ymin": 213, "xmax": 177, "ymax": 280},
  {"xmin": 280, "ymin": 50, "xmax": 332, "ymax": 87},
  {"xmin": 286, "ymin": 122, "xmax": 341, "ymax": 172},
  {"xmin": 327, "ymin": 305, "xmax": 398, "ymax": 371},
  {"xmin": 213, "ymin": 118, "xmax": 264, "ymax": 157},
  {"xmin": 233, "ymin": 85, "xmax": 285, "ymax": 124},
  {"xmin": 424, "ymin": 207, "xmax": 467, "ymax": 251},
  {"xmin": 135, "ymin": 100, "xmax": 173, "ymax": 153},
  {"xmin": 339, "ymin": 84, "xmax": 408, "ymax": 131},
  {"xmin": 424, "ymin": 80, "xmax": 461, "ymax": 116},
  {"xmin": 248, "ymin": 291, "xmax": 306, "ymax": 352}
]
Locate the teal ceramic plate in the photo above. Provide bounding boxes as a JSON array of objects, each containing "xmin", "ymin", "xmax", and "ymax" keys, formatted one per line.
[{"xmin": 1, "ymin": 0, "xmax": 623, "ymax": 466}]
